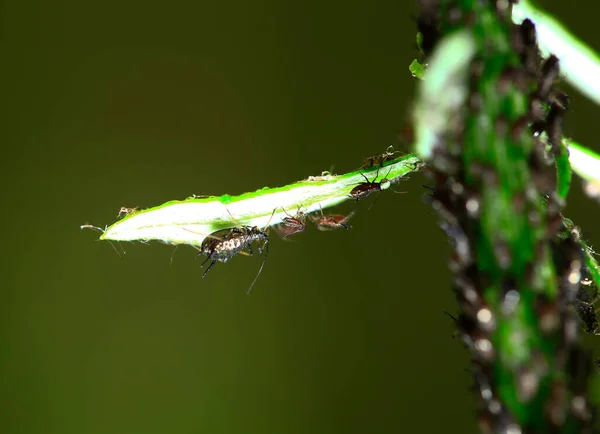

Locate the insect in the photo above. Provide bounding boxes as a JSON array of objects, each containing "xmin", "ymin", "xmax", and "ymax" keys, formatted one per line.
[
  {"xmin": 360, "ymin": 145, "xmax": 398, "ymax": 169},
  {"xmin": 349, "ymin": 166, "xmax": 393, "ymax": 202},
  {"xmin": 117, "ymin": 207, "xmax": 138, "ymax": 219},
  {"xmin": 535, "ymin": 55, "xmax": 560, "ymax": 102},
  {"xmin": 196, "ymin": 209, "xmax": 276, "ymax": 293},
  {"xmin": 274, "ymin": 207, "xmax": 307, "ymax": 239},
  {"xmin": 310, "ymin": 206, "xmax": 355, "ymax": 231}
]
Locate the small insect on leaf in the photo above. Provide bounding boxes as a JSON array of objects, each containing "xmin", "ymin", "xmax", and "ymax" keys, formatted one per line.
[
  {"xmin": 310, "ymin": 206, "xmax": 355, "ymax": 231},
  {"xmin": 193, "ymin": 208, "xmax": 277, "ymax": 293},
  {"xmin": 349, "ymin": 166, "xmax": 393, "ymax": 202},
  {"xmin": 274, "ymin": 207, "xmax": 308, "ymax": 239},
  {"xmin": 117, "ymin": 207, "xmax": 139, "ymax": 219},
  {"xmin": 360, "ymin": 146, "xmax": 399, "ymax": 170}
]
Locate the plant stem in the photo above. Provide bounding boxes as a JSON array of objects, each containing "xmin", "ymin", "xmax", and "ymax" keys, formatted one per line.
[{"xmin": 414, "ymin": 1, "xmax": 595, "ymax": 431}]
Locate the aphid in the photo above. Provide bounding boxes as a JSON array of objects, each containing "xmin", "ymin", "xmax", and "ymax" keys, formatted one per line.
[
  {"xmin": 360, "ymin": 146, "xmax": 397, "ymax": 169},
  {"xmin": 535, "ymin": 55, "xmax": 560, "ymax": 101},
  {"xmin": 196, "ymin": 209, "xmax": 276, "ymax": 293},
  {"xmin": 275, "ymin": 207, "xmax": 307, "ymax": 239},
  {"xmin": 349, "ymin": 167, "xmax": 393, "ymax": 202},
  {"xmin": 199, "ymin": 226, "xmax": 269, "ymax": 293},
  {"xmin": 117, "ymin": 206, "xmax": 138, "ymax": 219},
  {"xmin": 546, "ymin": 99, "xmax": 566, "ymax": 156},
  {"xmin": 518, "ymin": 19, "xmax": 539, "ymax": 74},
  {"xmin": 310, "ymin": 206, "xmax": 355, "ymax": 231}
]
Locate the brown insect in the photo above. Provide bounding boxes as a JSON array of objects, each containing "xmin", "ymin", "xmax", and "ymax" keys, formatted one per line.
[
  {"xmin": 310, "ymin": 206, "xmax": 355, "ymax": 231},
  {"xmin": 274, "ymin": 207, "xmax": 307, "ymax": 239},
  {"xmin": 349, "ymin": 167, "xmax": 393, "ymax": 202},
  {"xmin": 117, "ymin": 206, "xmax": 138, "ymax": 219}
]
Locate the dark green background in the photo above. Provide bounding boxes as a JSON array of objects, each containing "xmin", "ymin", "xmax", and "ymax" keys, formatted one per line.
[{"xmin": 3, "ymin": 1, "xmax": 600, "ymax": 433}]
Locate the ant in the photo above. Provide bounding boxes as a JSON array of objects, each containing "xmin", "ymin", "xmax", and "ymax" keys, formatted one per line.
[
  {"xmin": 310, "ymin": 205, "xmax": 355, "ymax": 231},
  {"xmin": 195, "ymin": 208, "xmax": 276, "ymax": 293},
  {"xmin": 274, "ymin": 207, "xmax": 307, "ymax": 239}
]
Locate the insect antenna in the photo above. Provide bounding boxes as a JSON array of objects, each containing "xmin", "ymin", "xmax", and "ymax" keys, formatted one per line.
[{"xmin": 80, "ymin": 224, "xmax": 123, "ymax": 257}]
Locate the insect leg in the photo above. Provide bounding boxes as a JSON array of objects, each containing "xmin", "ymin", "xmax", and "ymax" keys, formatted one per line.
[
  {"xmin": 359, "ymin": 172, "xmax": 371, "ymax": 184},
  {"xmin": 339, "ymin": 210, "xmax": 356, "ymax": 229},
  {"xmin": 202, "ymin": 259, "xmax": 218, "ymax": 278},
  {"xmin": 368, "ymin": 191, "xmax": 382, "ymax": 211},
  {"xmin": 262, "ymin": 207, "xmax": 278, "ymax": 231},
  {"xmin": 247, "ymin": 239, "xmax": 269, "ymax": 294},
  {"xmin": 200, "ymin": 254, "xmax": 213, "ymax": 268}
]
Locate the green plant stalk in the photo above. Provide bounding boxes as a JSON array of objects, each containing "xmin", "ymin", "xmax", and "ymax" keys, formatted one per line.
[
  {"xmin": 456, "ymin": 7, "xmax": 556, "ymax": 427},
  {"xmin": 513, "ymin": 0, "xmax": 600, "ymax": 106},
  {"xmin": 415, "ymin": 1, "xmax": 594, "ymax": 431},
  {"xmin": 95, "ymin": 155, "xmax": 422, "ymax": 246}
]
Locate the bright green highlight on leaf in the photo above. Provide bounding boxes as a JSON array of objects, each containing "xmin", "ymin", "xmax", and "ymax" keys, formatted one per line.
[
  {"xmin": 513, "ymin": 0, "xmax": 600, "ymax": 106},
  {"xmin": 98, "ymin": 155, "xmax": 423, "ymax": 247},
  {"xmin": 409, "ymin": 59, "xmax": 426, "ymax": 80}
]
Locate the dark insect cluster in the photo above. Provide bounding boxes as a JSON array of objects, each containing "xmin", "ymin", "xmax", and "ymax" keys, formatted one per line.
[{"xmin": 418, "ymin": 1, "xmax": 596, "ymax": 432}]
